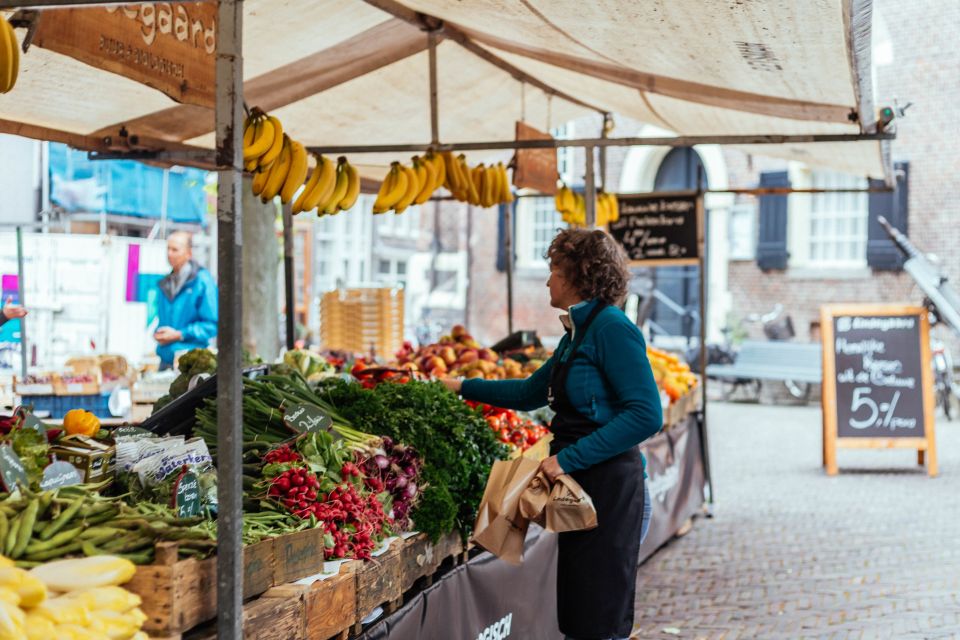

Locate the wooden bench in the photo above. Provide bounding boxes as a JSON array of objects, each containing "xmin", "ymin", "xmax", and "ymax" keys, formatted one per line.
[{"xmin": 706, "ymin": 340, "xmax": 822, "ymax": 384}]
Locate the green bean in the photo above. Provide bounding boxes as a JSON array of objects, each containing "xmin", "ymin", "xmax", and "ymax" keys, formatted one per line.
[
  {"xmin": 26, "ymin": 526, "xmax": 82, "ymax": 554},
  {"xmin": 4, "ymin": 514, "xmax": 19, "ymax": 556},
  {"xmin": 0, "ymin": 512, "xmax": 7, "ymax": 549},
  {"xmin": 41, "ymin": 495, "xmax": 85, "ymax": 540},
  {"xmin": 24, "ymin": 541, "xmax": 82, "ymax": 562},
  {"xmin": 81, "ymin": 508, "xmax": 119, "ymax": 526},
  {"xmin": 11, "ymin": 498, "xmax": 39, "ymax": 558}
]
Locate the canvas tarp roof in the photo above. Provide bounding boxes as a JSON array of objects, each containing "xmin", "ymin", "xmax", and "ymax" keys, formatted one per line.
[{"xmin": 0, "ymin": 0, "xmax": 889, "ymax": 182}]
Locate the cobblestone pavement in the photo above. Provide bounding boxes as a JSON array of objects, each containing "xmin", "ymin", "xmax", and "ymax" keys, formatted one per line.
[{"xmin": 632, "ymin": 401, "xmax": 960, "ymax": 640}]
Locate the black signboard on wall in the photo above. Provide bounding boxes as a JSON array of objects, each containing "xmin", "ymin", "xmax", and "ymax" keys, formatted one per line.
[{"xmin": 608, "ymin": 193, "xmax": 701, "ymax": 266}]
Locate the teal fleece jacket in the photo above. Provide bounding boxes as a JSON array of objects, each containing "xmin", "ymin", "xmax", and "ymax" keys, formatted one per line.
[{"xmin": 461, "ymin": 299, "xmax": 662, "ymax": 473}]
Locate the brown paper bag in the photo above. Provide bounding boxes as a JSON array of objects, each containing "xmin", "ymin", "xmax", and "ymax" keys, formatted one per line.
[
  {"xmin": 546, "ymin": 474, "xmax": 598, "ymax": 533},
  {"xmin": 472, "ymin": 457, "xmax": 540, "ymax": 564},
  {"xmin": 518, "ymin": 471, "xmax": 550, "ymax": 527}
]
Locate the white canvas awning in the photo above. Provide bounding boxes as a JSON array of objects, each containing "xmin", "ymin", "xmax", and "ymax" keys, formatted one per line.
[{"xmin": 0, "ymin": 0, "xmax": 890, "ymax": 182}]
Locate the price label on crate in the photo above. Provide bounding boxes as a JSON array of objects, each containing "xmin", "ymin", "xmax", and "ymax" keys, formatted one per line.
[
  {"xmin": 283, "ymin": 403, "xmax": 333, "ymax": 434},
  {"xmin": 174, "ymin": 469, "xmax": 202, "ymax": 518},
  {"xmin": 40, "ymin": 461, "xmax": 83, "ymax": 490},
  {"xmin": 0, "ymin": 446, "xmax": 28, "ymax": 492}
]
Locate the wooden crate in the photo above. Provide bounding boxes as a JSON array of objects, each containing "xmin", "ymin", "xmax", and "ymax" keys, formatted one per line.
[
  {"xmin": 273, "ymin": 529, "xmax": 325, "ymax": 586},
  {"xmin": 262, "ymin": 561, "xmax": 358, "ymax": 640},
  {"xmin": 126, "ymin": 542, "xmax": 217, "ymax": 637},
  {"xmin": 399, "ymin": 530, "xmax": 464, "ymax": 592},
  {"xmin": 353, "ymin": 540, "xmax": 403, "ymax": 631},
  {"xmin": 320, "ymin": 287, "xmax": 404, "ymax": 358},
  {"xmin": 243, "ymin": 538, "xmax": 276, "ymax": 599},
  {"xmin": 187, "ymin": 589, "xmax": 308, "ymax": 640}
]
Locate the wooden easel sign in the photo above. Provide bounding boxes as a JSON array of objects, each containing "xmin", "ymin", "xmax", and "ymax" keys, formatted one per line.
[{"xmin": 821, "ymin": 305, "xmax": 938, "ymax": 476}]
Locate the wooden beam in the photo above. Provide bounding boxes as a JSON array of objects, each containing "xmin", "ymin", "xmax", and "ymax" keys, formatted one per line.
[
  {"xmin": 93, "ymin": 18, "xmax": 431, "ymax": 143},
  {"xmin": 456, "ymin": 26, "xmax": 857, "ymax": 124}
]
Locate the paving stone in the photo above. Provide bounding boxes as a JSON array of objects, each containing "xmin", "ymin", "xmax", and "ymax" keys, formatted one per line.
[{"xmin": 632, "ymin": 402, "xmax": 960, "ymax": 639}]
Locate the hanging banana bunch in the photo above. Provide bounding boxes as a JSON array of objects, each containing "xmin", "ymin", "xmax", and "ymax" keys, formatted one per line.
[
  {"xmin": 372, "ymin": 153, "xmax": 444, "ymax": 215},
  {"xmin": 244, "ymin": 107, "xmax": 359, "ymax": 214},
  {"xmin": 0, "ymin": 15, "xmax": 20, "ymax": 94},
  {"xmin": 437, "ymin": 152, "xmax": 513, "ymax": 208},
  {"xmin": 555, "ymin": 185, "xmax": 619, "ymax": 228}
]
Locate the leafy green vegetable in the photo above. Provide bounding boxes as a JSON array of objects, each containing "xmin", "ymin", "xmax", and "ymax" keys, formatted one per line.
[
  {"xmin": 10, "ymin": 427, "xmax": 49, "ymax": 484},
  {"xmin": 316, "ymin": 379, "xmax": 507, "ymax": 541}
]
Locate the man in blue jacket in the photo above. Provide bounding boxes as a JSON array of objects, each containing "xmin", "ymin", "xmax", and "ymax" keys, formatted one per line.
[{"xmin": 154, "ymin": 232, "xmax": 218, "ymax": 369}]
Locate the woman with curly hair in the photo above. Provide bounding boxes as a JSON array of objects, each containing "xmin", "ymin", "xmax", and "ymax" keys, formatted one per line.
[{"xmin": 444, "ymin": 228, "xmax": 661, "ymax": 640}]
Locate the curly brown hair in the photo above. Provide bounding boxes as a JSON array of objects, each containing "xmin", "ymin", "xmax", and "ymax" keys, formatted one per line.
[{"xmin": 547, "ymin": 228, "xmax": 631, "ymax": 306}]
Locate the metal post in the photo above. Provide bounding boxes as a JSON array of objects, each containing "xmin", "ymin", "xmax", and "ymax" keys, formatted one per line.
[
  {"xmin": 598, "ymin": 113, "xmax": 610, "ymax": 191},
  {"xmin": 695, "ymin": 170, "xmax": 714, "ymax": 507},
  {"xmin": 283, "ymin": 202, "xmax": 295, "ymax": 351},
  {"xmin": 504, "ymin": 202, "xmax": 514, "ymax": 334},
  {"xmin": 428, "ymin": 31, "xmax": 439, "ymax": 145},
  {"xmin": 214, "ymin": 0, "xmax": 244, "ymax": 637},
  {"xmin": 584, "ymin": 145, "xmax": 596, "ymax": 228},
  {"xmin": 15, "ymin": 227, "xmax": 27, "ymax": 378}
]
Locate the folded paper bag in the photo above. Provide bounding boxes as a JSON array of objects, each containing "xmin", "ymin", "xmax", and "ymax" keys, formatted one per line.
[
  {"xmin": 545, "ymin": 474, "xmax": 598, "ymax": 533},
  {"xmin": 518, "ymin": 471, "xmax": 550, "ymax": 526},
  {"xmin": 472, "ymin": 457, "xmax": 540, "ymax": 565}
]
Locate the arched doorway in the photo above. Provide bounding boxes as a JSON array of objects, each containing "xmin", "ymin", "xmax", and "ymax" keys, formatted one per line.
[{"xmin": 650, "ymin": 147, "xmax": 704, "ymax": 341}]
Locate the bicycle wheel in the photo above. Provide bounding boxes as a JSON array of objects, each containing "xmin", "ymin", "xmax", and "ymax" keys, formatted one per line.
[{"xmin": 784, "ymin": 380, "xmax": 812, "ymax": 402}]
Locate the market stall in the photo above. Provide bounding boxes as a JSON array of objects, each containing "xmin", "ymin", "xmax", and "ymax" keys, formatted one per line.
[{"xmin": 0, "ymin": 0, "xmax": 896, "ymax": 637}]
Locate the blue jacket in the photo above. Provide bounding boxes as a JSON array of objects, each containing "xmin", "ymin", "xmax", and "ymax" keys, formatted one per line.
[
  {"xmin": 156, "ymin": 261, "xmax": 219, "ymax": 365},
  {"xmin": 461, "ymin": 299, "xmax": 662, "ymax": 473}
]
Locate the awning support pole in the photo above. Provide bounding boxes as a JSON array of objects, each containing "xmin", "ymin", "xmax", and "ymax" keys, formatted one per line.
[
  {"xmin": 283, "ymin": 202, "xmax": 295, "ymax": 351},
  {"xmin": 584, "ymin": 145, "xmax": 596, "ymax": 227},
  {"xmin": 214, "ymin": 0, "xmax": 244, "ymax": 637},
  {"xmin": 16, "ymin": 227, "xmax": 27, "ymax": 378},
  {"xmin": 428, "ymin": 31, "xmax": 439, "ymax": 146}
]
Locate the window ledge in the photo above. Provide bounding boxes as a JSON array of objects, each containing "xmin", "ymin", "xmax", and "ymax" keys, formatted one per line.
[{"xmin": 787, "ymin": 266, "xmax": 871, "ymax": 280}]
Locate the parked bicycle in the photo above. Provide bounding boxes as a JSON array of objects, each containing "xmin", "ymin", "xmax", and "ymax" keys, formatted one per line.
[{"xmin": 687, "ymin": 304, "xmax": 812, "ymax": 402}]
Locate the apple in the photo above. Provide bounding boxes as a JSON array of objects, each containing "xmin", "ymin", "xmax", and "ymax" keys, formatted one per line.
[
  {"xmin": 439, "ymin": 335, "xmax": 454, "ymax": 345},
  {"xmin": 458, "ymin": 350, "xmax": 479, "ymax": 364},
  {"xmin": 451, "ymin": 324, "xmax": 467, "ymax": 339},
  {"xmin": 480, "ymin": 348, "xmax": 498, "ymax": 362},
  {"xmin": 428, "ymin": 356, "xmax": 447, "ymax": 371},
  {"xmin": 441, "ymin": 347, "xmax": 457, "ymax": 366},
  {"xmin": 459, "ymin": 333, "xmax": 475, "ymax": 344}
]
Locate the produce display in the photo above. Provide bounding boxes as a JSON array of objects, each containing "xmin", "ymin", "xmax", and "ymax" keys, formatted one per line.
[
  {"xmin": 647, "ymin": 346, "xmax": 698, "ymax": 403},
  {"xmin": 281, "ymin": 349, "xmax": 338, "ymax": 381},
  {"xmin": 242, "ymin": 107, "xmax": 360, "ymax": 215},
  {"xmin": 0, "ymin": 554, "xmax": 147, "ymax": 640},
  {"xmin": 0, "ymin": 16, "xmax": 19, "ymax": 95},
  {"xmin": 393, "ymin": 324, "xmax": 539, "ymax": 380},
  {"xmin": 554, "ymin": 184, "xmax": 619, "ymax": 227},
  {"xmin": 152, "ymin": 348, "xmax": 217, "ymax": 413},
  {"xmin": 466, "ymin": 401, "xmax": 550, "ymax": 454}
]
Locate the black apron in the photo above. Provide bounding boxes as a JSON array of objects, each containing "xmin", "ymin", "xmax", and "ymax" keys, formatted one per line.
[{"xmin": 548, "ymin": 303, "xmax": 645, "ymax": 640}]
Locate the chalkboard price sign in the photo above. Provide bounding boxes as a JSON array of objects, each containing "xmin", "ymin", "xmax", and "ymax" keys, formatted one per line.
[
  {"xmin": 283, "ymin": 403, "xmax": 333, "ymax": 434},
  {"xmin": 821, "ymin": 305, "xmax": 937, "ymax": 476},
  {"xmin": 607, "ymin": 193, "xmax": 701, "ymax": 266}
]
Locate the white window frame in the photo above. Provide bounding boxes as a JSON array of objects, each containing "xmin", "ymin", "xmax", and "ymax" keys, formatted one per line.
[
  {"xmin": 551, "ymin": 122, "xmax": 577, "ymax": 186},
  {"xmin": 787, "ymin": 164, "xmax": 869, "ymax": 271},
  {"xmin": 727, "ymin": 201, "xmax": 756, "ymax": 261},
  {"xmin": 515, "ymin": 196, "xmax": 565, "ymax": 271}
]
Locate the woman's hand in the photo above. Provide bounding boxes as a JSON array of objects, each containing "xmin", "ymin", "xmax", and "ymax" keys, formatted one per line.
[
  {"xmin": 440, "ymin": 377, "xmax": 462, "ymax": 394},
  {"xmin": 539, "ymin": 455, "xmax": 566, "ymax": 482},
  {"xmin": 1, "ymin": 296, "xmax": 26, "ymax": 320}
]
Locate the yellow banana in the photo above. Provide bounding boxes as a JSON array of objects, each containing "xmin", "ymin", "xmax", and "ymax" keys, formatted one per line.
[
  {"xmin": 251, "ymin": 164, "xmax": 270, "ymax": 196},
  {"xmin": 499, "ymin": 163, "xmax": 514, "ymax": 203},
  {"xmin": 338, "ymin": 160, "xmax": 361, "ymax": 210},
  {"xmin": 258, "ymin": 115, "xmax": 285, "ymax": 168},
  {"xmin": 608, "ymin": 192, "xmax": 620, "ymax": 222},
  {"xmin": 441, "ymin": 151, "xmax": 460, "ymax": 193},
  {"xmin": 561, "ymin": 185, "xmax": 576, "ymax": 213},
  {"xmin": 374, "ymin": 164, "xmax": 408, "ymax": 213},
  {"xmin": 484, "ymin": 165, "xmax": 498, "ymax": 207},
  {"xmin": 302, "ymin": 154, "xmax": 336, "ymax": 213},
  {"xmin": 321, "ymin": 159, "xmax": 350, "ymax": 214},
  {"xmin": 393, "ymin": 164, "xmax": 420, "ymax": 214},
  {"xmin": 471, "ymin": 165, "xmax": 485, "ymax": 206},
  {"xmin": 260, "ymin": 135, "xmax": 291, "ymax": 202},
  {"xmin": 280, "ymin": 139, "xmax": 308, "ymax": 204},
  {"xmin": 0, "ymin": 17, "xmax": 19, "ymax": 94},
  {"xmin": 427, "ymin": 151, "xmax": 446, "ymax": 193},
  {"xmin": 413, "ymin": 156, "xmax": 437, "ymax": 205},
  {"xmin": 242, "ymin": 120, "xmax": 260, "ymax": 172},
  {"xmin": 411, "ymin": 157, "xmax": 428, "ymax": 202},
  {"xmin": 595, "ymin": 192, "xmax": 608, "ymax": 227},
  {"xmin": 292, "ymin": 154, "xmax": 323, "ymax": 215},
  {"xmin": 554, "ymin": 185, "xmax": 566, "ymax": 212},
  {"xmin": 243, "ymin": 116, "xmax": 275, "ymax": 161}
]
